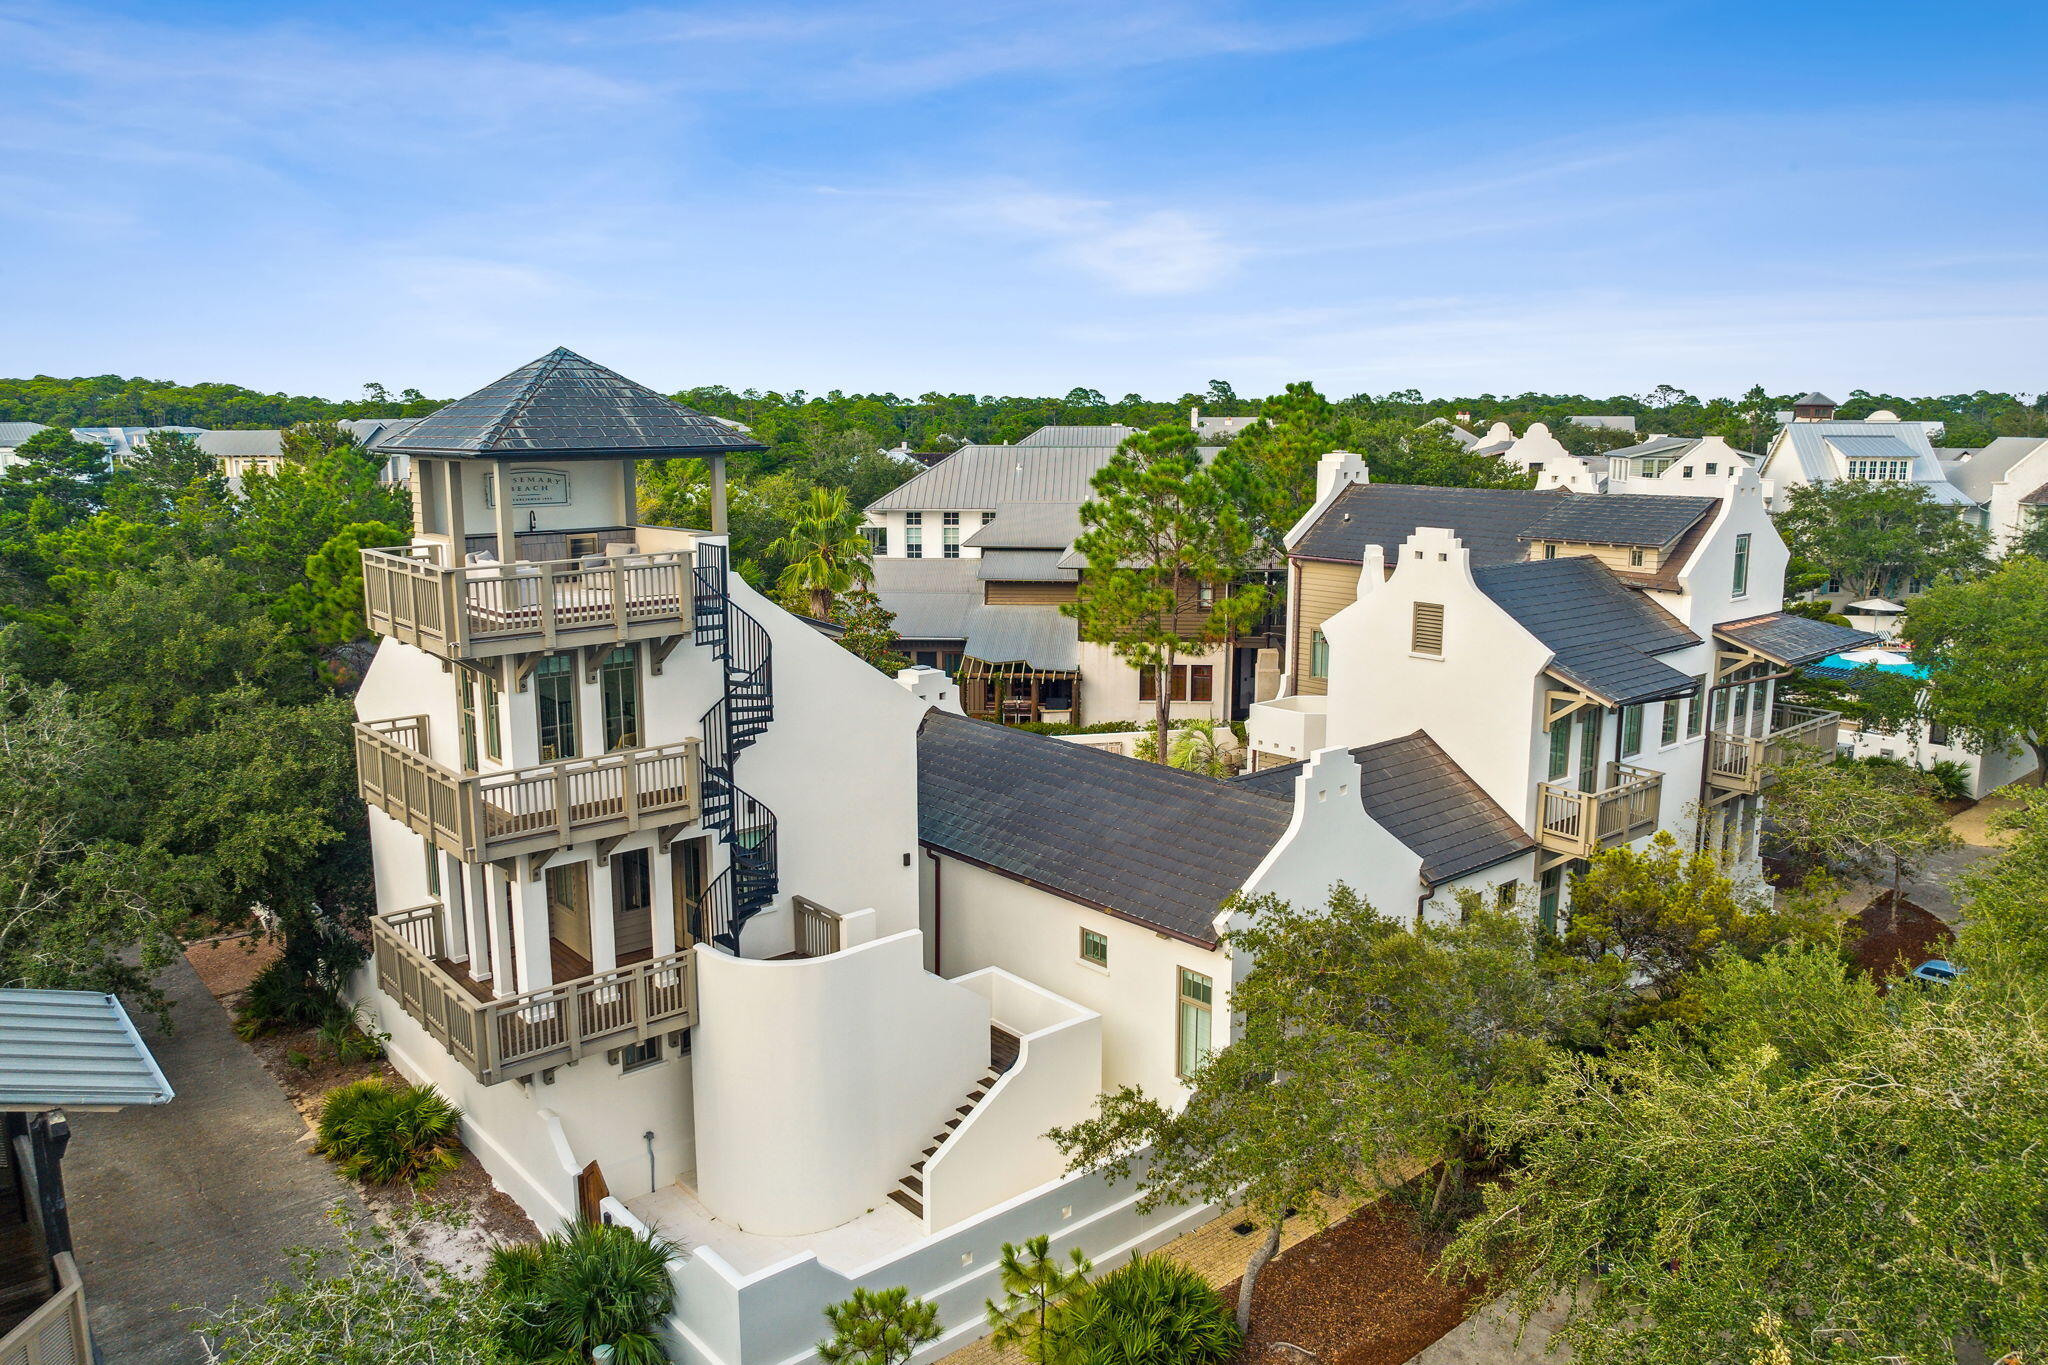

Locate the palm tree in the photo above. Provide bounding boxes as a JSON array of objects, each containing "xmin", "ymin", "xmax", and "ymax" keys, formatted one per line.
[
  {"xmin": 486, "ymin": 1219, "xmax": 680, "ymax": 1364},
  {"xmin": 769, "ymin": 486, "xmax": 873, "ymax": 619}
]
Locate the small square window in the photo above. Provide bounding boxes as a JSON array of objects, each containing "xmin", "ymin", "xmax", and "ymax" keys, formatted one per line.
[
  {"xmin": 1080, "ymin": 928, "xmax": 1109, "ymax": 966},
  {"xmin": 620, "ymin": 1038, "xmax": 662, "ymax": 1073},
  {"xmin": 1628, "ymin": 547, "xmax": 1645, "ymax": 567}
]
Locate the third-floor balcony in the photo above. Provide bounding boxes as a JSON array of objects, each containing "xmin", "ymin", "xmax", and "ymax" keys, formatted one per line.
[
  {"xmin": 1536, "ymin": 761, "xmax": 1662, "ymax": 859},
  {"xmin": 1706, "ymin": 703, "xmax": 1843, "ymax": 795},
  {"xmin": 361, "ymin": 527, "xmax": 699, "ymax": 662},
  {"xmin": 353, "ymin": 716, "xmax": 701, "ymax": 862}
]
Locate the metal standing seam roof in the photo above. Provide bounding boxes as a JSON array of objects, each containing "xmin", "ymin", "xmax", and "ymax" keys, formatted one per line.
[
  {"xmin": 1939, "ymin": 436, "xmax": 2048, "ymax": 504},
  {"xmin": 373, "ymin": 347, "xmax": 765, "ymax": 459},
  {"xmin": 917, "ymin": 710, "xmax": 1293, "ymax": 944},
  {"xmin": 1471, "ymin": 557, "xmax": 1703, "ymax": 705},
  {"xmin": 868, "ymin": 556, "xmax": 983, "ymax": 639},
  {"xmin": 195, "ymin": 429, "xmax": 284, "ymax": 458},
  {"xmin": 1768, "ymin": 420, "xmax": 1971, "ymax": 502},
  {"xmin": 962, "ymin": 606, "xmax": 1080, "ymax": 671},
  {"xmin": 0, "ymin": 421, "xmax": 50, "ymax": 447},
  {"xmin": 1013, "ymin": 424, "xmax": 1146, "ymax": 447},
  {"xmin": 1232, "ymin": 732, "xmax": 1534, "ymax": 885},
  {"xmin": 964, "ymin": 501, "xmax": 1085, "ymax": 549},
  {"xmin": 1714, "ymin": 612, "xmax": 1882, "ymax": 667},
  {"xmin": 0, "ymin": 989, "xmax": 173, "ymax": 1112},
  {"xmin": 977, "ymin": 549, "xmax": 1077, "ymax": 583},
  {"xmin": 868, "ymin": 444, "xmax": 1121, "ymax": 512}
]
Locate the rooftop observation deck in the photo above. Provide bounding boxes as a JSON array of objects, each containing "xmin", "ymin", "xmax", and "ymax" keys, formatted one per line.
[
  {"xmin": 354, "ymin": 715, "xmax": 701, "ymax": 863},
  {"xmin": 361, "ymin": 525, "xmax": 703, "ymax": 663}
]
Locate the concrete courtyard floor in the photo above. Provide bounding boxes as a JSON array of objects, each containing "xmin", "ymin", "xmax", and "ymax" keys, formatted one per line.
[{"xmin": 63, "ymin": 955, "xmax": 367, "ymax": 1364}]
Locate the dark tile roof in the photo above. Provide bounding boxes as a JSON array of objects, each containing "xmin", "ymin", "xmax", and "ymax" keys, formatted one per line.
[
  {"xmin": 1232, "ymin": 733, "xmax": 1533, "ymax": 885},
  {"xmin": 374, "ymin": 348, "xmax": 764, "ymax": 459},
  {"xmin": 1292, "ymin": 484, "xmax": 1571, "ymax": 565},
  {"xmin": 917, "ymin": 711, "xmax": 1291, "ymax": 945},
  {"xmin": 1715, "ymin": 612, "xmax": 1881, "ymax": 666},
  {"xmin": 1794, "ymin": 392, "xmax": 1837, "ymax": 407},
  {"xmin": 1472, "ymin": 557, "xmax": 1701, "ymax": 705},
  {"xmin": 1518, "ymin": 493, "xmax": 1719, "ymax": 549},
  {"xmin": 2022, "ymin": 479, "xmax": 2048, "ymax": 506}
]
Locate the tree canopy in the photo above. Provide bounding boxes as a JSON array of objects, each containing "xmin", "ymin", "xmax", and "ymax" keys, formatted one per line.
[
  {"xmin": 1774, "ymin": 480, "xmax": 1988, "ymax": 601},
  {"xmin": 1898, "ymin": 556, "xmax": 2048, "ymax": 783}
]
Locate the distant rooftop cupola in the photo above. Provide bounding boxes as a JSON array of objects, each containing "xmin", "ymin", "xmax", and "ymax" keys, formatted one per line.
[
  {"xmin": 371, "ymin": 347, "xmax": 764, "ymax": 460},
  {"xmin": 1791, "ymin": 392, "xmax": 1838, "ymax": 422}
]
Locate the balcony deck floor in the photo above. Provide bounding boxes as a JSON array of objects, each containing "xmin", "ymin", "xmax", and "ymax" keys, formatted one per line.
[{"xmin": 430, "ymin": 938, "xmax": 653, "ymax": 1002}]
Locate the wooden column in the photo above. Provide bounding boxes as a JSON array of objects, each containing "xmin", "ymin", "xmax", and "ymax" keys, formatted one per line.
[
  {"xmin": 649, "ymin": 845, "xmax": 678, "ymax": 958},
  {"xmin": 444, "ymin": 460, "xmax": 466, "ymax": 561},
  {"xmin": 511, "ymin": 866, "xmax": 553, "ymax": 991},
  {"xmin": 493, "ymin": 459, "xmax": 518, "ymax": 562},
  {"xmin": 468, "ymin": 861, "xmax": 495, "ymax": 985},
  {"xmin": 707, "ymin": 453, "xmax": 727, "ymax": 534},
  {"xmin": 588, "ymin": 856, "xmax": 618, "ymax": 974},
  {"xmin": 440, "ymin": 849, "xmax": 469, "ymax": 962},
  {"xmin": 487, "ymin": 863, "xmax": 517, "ymax": 993}
]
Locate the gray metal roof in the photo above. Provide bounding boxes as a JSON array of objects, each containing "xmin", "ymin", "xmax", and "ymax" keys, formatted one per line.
[
  {"xmin": 374, "ymin": 348, "xmax": 765, "ymax": 459},
  {"xmin": 917, "ymin": 711, "xmax": 1292, "ymax": 944},
  {"xmin": 196, "ymin": 429, "xmax": 283, "ymax": 458},
  {"xmin": 1766, "ymin": 420, "xmax": 1970, "ymax": 502},
  {"xmin": 0, "ymin": 422, "xmax": 49, "ymax": 448},
  {"xmin": 1233, "ymin": 732, "xmax": 1533, "ymax": 885},
  {"xmin": 0, "ymin": 989, "xmax": 173, "ymax": 1112},
  {"xmin": 1472, "ymin": 557, "xmax": 1701, "ymax": 705},
  {"xmin": 869, "ymin": 557, "xmax": 981, "ymax": 639},
  {"xmin": 977, "ymin": 549, "xmax": 1077, "ymax": 583},
  {"xmin": 965, "ymin": 501, "xmax": 1084, "ymax": 550},
  {"xmin": 1291, "ymin": 484, "xmax": 1573, "ymax": 563},
  {"xmin": 1519, "ymin": 492, "xmax": 1719, "ymax": 548},
  {"xmin": 1013, "ymin": 424, "xmax": 1144, "ymax": 447},
  {"xmin": 1715, "ymin": 612, "xmax": 1881, "ymax": 667},
  {"xmin": 868, "ymin": 443, "xmax": 1119, "ymax": 512},
  {"xmin": 963, "ymin": 605, "xmax": 1079, "ymax": 670}
]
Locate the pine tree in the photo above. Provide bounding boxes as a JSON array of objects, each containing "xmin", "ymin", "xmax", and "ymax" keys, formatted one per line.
[{"xmin": 984, "ymin": 1235, "xmax": 1091, "ymax": 1363}]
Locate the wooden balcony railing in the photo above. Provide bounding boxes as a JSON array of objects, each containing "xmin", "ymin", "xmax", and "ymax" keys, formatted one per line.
[
  {"xmin": 361, "ymin": 544, "xmax": 694, "ymax": 660},
  {"xmin": 370, "ymin": 903, "xmax": 696, "ymax": 1087},
  {"xmin": 793, "ymin": 895, "xmax": 844, "ymax": 958},
  {"xmin": 354, "ymin": 716, "xmax": 700, "ymax": 861},
  {"xmin": 0, "ymin": 1251, "xmax": 90, "ymax": 1365},
  {"xmin": 1536, "ymin": 762, "xmax": 1663, "ymax": 859},
  {"xmin": 1706, "ymin": 704, "xmax": 1843, "ymax": 795}
]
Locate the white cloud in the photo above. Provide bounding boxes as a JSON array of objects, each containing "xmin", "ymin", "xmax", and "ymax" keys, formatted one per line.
[{"xmin": 947, "ymin": 190, "xmax": 1244, "ymax": 294}]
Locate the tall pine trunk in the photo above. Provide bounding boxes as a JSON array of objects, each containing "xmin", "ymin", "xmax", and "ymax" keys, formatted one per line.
[{"xmin": 1153, "ymin": 654, "xmax": 1175, "ymax": 765}]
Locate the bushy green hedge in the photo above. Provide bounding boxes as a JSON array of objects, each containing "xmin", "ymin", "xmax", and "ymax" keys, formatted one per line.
[
  {"xmin": 313, "ymin": 1078, "xmax": 462, "ymax": 1189},
  {"xmin": 1052, "ymin": 1255, "xmax": 1241, "ymax": 1365}
]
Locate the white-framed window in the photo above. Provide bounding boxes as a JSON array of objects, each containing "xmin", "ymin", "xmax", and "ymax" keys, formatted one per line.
[
  {"xmin": 904, "ymin": 511, "xmax": 923, "ymax": 558},
  {"xmin": 1079, "ymin": 927, "xmax": 1109, "ymax": 967},
  {"xmin": 942, "ymin": 511, "xmax": 960, "ymax": 558},
  {"xmin": 1687, "ymin": 676, "xmax": 1705, "ymax": 737},
  {"xmin": 1732, "ymin": 532, "xmax": 1751, "ymax": 598},
  {"xmin": 1176, "ymin": 968, "xmax": 1213, "ymax": 1080},
  {"xmin": 1309, "ymin": 629, "xmax": 1330, "ymax": 679},
  {"xmin": 1661, "ymin": 698, "xmax": 1681, "ymax": 746},
  {"xmin": 1620, "ymin": 704, "xmax": 1643, "ymax": 758},
  {"xmin": 1640, "ymin": 456, "xmax": 1675, "ymax": 478},
  {"xmin": 1628, "ymin": 547, "xmax": 1646, "ymax": 567},
  {"xmin": 1547, "ymin": 720, "xmax": 1571, "ymax": 781},
  {"xmin": 861, "ymin": 525, "xmax": 886, "ymax": 554},
  {"xmin": 1845, "ymin": 458, "xmax": 1912, "ymax": 481}
]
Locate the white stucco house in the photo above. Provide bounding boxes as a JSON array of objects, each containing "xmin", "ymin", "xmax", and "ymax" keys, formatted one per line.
[
  {"xmin": 1755, "ymin": 394, "xmax": 1971, "ymax": 512},
  {"xmin": 864, "ymin": 425, "xmax": 1264, "ymax": 727},
  {"xmin": 1937, "ymin": 435, "xmax": 2048, "ymax": 550},
  {"xmin": 1248, "ymin": 451, "xmax": 1878, "ymax": 921}
]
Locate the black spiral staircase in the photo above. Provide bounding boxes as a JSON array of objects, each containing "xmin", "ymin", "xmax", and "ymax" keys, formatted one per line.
[{"xmin": 691, "ymin": 542, "xmax": 780, "ymax": 952}]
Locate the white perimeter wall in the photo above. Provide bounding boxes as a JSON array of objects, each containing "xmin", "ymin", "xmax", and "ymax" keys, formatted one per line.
[
  {"xmin": 930, "ymin": 855, "xmax": 1227, "ymax": 1106},
  {"xmin": 691, "ymin": 931, "xmax": 988, "ymax": 1235},
  {"xmin": 923, "ymin": 970, "xmax": 1101, "ymax": 1233}
]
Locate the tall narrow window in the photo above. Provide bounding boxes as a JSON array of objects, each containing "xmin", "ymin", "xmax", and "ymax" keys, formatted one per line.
[
  {"xmin": 1176, "ymin": 968, "xmax": 1213, "ymax": 1080},
  {"xmin": 1547, "ymin": 720, "xmax": 1571, "ymax": 781},
  {"xmin": 904, "ymin": 511, "xmax": 923, "ymax": 559},
  {"xmin": 1577, "ymin": 708, "xmax": 1603, "ymax": 793},
  {"xmin": 1732, "ymin": 532, "xmax": 1751, "ymax": 597},
  {"xmin": 1411, "ymin": 602, "xmax": 1445, "ymax": 656},
  {"xmin": 1628, "ymin": 547, "xmax": 1646, "ymax": 568},
  {"xmin": 1543, "ymin": 543, "xmax": 1558, "ymax": 559},
  {"xmin": 942, "ymin": 511, "xmax": 960, "ymax": 559},
  {"xmin": 1687, "ymin": 676, "xmax": 1705, "ymax": 737},
  {"xmin": 424, "ymin": 839, "xmax": 441, "ymax": 897},
  {"xmin": 601, "ymin": 646, "xmax": 640, "ymax": 750},
  {"xmin": 1661, "ymin": 698, "xmax": 1681, "ymax": 746},
  {"xmin": 1537, "ymin": 865, "xmax": 1562, "ymax": 936},
  {"xmin": 458, "ymin": 673, "xmax": 480, "ymax": 772},
  {"xmin": 482, "ymin": 674, "xmax": 502, "ymax": 761},
  {"xmin": 1189, "ymin": 665, "xmax": 1213, "ymax": 702},
  {"xmin": 1620, "ymin": 704, "xmax": 1643, "ymax": 758},
  {"xmin": 1309, "ymin": 629, "xmax": 1330, "ymax": 679},
  {"xmin": 536, "ymin": 654, "xmax": 578, "ymax": 761}
]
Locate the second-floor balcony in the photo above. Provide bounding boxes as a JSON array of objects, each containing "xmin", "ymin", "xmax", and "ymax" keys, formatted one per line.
[
  {"xmin": 371, "ymin": 903, "xmax": 696, "ymax": 1086},
  {"xmin": 1536, "ymin": 761, "xmax": 1662, "ymax": 859},
  {"xmin": 354, "ymin": 716, "xmax": 701, "ymax": 862},
  {"xmin": 361, "ymin": 531, "xmax": 697, "ymax": 662},
  {"xmin": 1706, "ymin": 703, "xmax": 1843, "ymax": 795}
]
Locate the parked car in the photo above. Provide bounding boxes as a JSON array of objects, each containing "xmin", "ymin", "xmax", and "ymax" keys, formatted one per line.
[{"xmin": 1909, "ymin": 959, "xmax": 1962, "ymax": 984}]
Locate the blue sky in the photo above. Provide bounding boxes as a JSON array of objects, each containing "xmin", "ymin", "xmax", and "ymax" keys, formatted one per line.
[{"xmin": 4, "ymin": 0, "xmax": 2045, "ymax": 401}]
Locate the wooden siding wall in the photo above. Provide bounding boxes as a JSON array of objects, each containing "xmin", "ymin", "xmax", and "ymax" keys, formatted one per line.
[
  {"xmin": 1530, "ymin": 542, "xmax": 1665, "ymax": 575},
  {"xmin": 1290, "ymin": 560, "xmax": 1362, "ymax": 696},
  {"xmin": 985, "ymin": 580, "xmax": 1080, "ymax": 606}
]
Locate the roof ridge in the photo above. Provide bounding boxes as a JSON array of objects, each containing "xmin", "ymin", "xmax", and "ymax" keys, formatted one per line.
[{"xmin": 477, "ymin": 347, "xmax": 573, "ymax": 451}]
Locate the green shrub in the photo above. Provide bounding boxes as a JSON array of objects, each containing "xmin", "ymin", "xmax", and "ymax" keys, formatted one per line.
[
  {"xmin": 488, "ymin": 1220, "xmax": 679, "ymax": 1364},
  {"xmin": 1926, "ymin": 759, "xmax": 1973, "ymax": 802},
  {"xmin": 1052, "ymin": 1255, "xmax": 1240, "ymax": 1365},
  {"xmin": 234, "ymin": 957, "xmax": 339, "ymax": 1038},
  {"xmin": 312, "ymin": 1078, "xmax": 463, "ymax": 1188},
  {"xmin": 317, "ymin": 1004, "xmax": 388, "ymax": 1063}
]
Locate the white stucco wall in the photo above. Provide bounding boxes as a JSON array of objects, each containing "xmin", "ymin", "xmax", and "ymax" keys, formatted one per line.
[
  {"xmin": 1238, "ymin": 746, "xmax": 1428, "ymax": 920},
  {"xmin": 690, "ymin": 931, "xmax": 989, "ymax": 1236},
  {"xmin": 928, "ymin": 854, "xmax": 1227, "ymax": 1105},
  {"xmin": 922, "ymin": 971, "xmax": 1101, "ymax": 1233},
  {"xmin": 1074, "ymin": 639, "xmax": 1231, "ymax": 726}
]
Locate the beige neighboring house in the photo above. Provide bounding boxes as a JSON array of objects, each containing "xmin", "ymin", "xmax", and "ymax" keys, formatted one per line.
[
  {"xmin": 202, "ymin": 417, "xmax": 422, "ymax": 486},
  {"xmin": 865, "ymin": 424, "xmax": 1270, "ymax": 727}
]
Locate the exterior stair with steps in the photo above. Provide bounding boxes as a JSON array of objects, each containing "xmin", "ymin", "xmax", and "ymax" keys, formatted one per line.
[
  {"xmin": 887, "ymin": 1025, "xmax": 1021, "ymax": 1220},
  {"xmin": 690, "ymin": 541, "xmax": 780, "ymax": 952}
]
